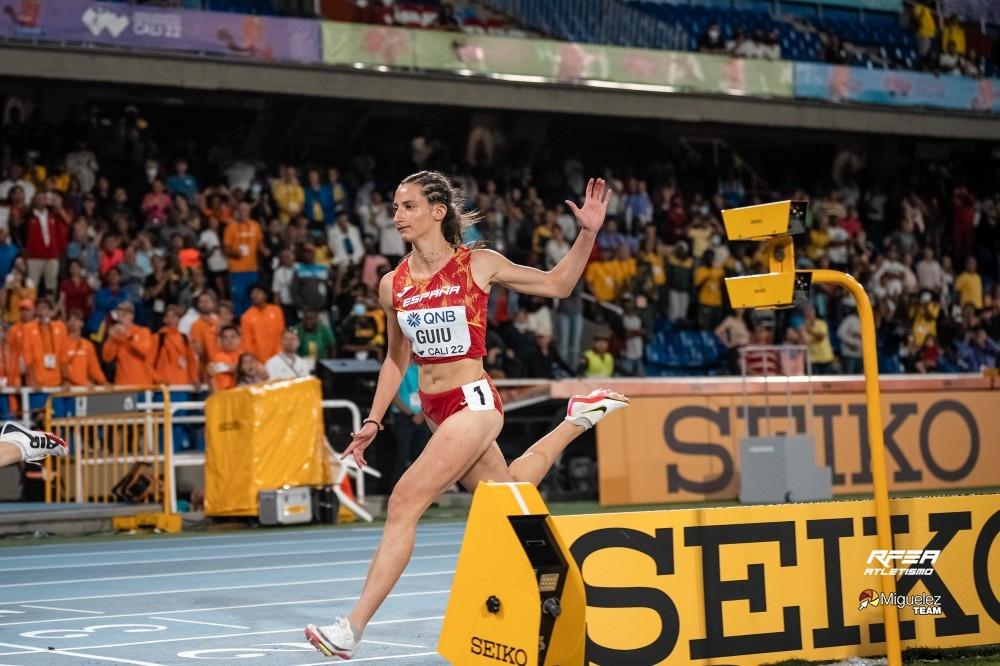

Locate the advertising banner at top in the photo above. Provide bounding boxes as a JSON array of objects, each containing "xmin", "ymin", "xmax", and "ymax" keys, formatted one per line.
[
  {"xmin": 795, "ymin": 62, "xmax": 1000, "ymax": 114},
  {"xmin": 0, "ymin": 0, "xmax": 321, "ymax": 63},
  {"xmin": 322, "ymin": 21, "xmax": 794, "ymax": 98}
]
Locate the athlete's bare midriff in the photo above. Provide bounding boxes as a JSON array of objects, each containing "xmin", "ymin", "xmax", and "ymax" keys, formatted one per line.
[{"xmin": 417, "ymin": 356, "xmax": 486, "ymax": 393}]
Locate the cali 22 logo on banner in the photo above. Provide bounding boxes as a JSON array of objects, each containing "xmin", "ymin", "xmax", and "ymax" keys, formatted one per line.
[{"xmin": 81, "ymin": 6, "xmax": 129, "ymax": 38}]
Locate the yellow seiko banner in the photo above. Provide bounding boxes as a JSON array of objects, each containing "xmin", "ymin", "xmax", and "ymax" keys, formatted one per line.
[
  {"xmin": 552, "ymin": 493, "xmax": 1000, "ymax": 665},
  {"xmin": 596, "ymin": 391, "xmax": 1000, "ymax": 505},
  {"xmin": 204, "ymin": 377, "xmax": 331, "ymax": 516}
]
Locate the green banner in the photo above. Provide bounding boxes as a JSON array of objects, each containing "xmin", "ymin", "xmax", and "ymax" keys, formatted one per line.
[
  {"xmin": 322, "ymin": 22, "xmax": 416, "ymax": 68},
  {"xmin": 322, "ymin": 22, "xmax": 793, "ymax": 98}
]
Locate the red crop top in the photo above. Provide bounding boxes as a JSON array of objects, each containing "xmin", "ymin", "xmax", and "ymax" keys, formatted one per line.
[{"xmin": 391, "ymin": 246, "xmax": 488, "ymax": 365}]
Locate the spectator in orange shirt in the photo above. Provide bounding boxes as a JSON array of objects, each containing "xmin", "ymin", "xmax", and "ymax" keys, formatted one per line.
[
  {"xmin": 189, "ymin": 291, "xmax": 220, "ymax": 378},
  {"xmin": 240, "ymin": 284, "xmax": 285, "ymax": 363},
  {"xmin": 209, "ymin": 325, "xmax": 243, "ymax": 392},
  {"xmin": 62, "ymin": 309, "xmax": 107, "ymax": 386},
  {"xmin": 101, "ymin": 301, "xmax": 154, "ymax": 386},
  {"xmin": 153, "ymin": 305, "xmax": 198, "ymax": 385},
  {"xmin": 155, "ymin": 305, "xmax": 201, "ymax": 451},
  {"xmin": 223, "ymin": 201, "xmax": 266, "ymax": 316},
  {"xmin": 22, "ymin": 297, "xmax": 68, "ymax": 390},
  {"xmin": 6, "ymin": 299, "xmax": 34, "ymax": 390}
]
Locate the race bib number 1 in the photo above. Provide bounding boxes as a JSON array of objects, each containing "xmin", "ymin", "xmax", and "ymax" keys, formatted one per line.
[{"xmin": 461, "ymin": 378, "xmax": 494, "ymax": 412}]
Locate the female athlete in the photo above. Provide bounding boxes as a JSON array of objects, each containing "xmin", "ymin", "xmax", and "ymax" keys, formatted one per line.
[{"xmin": 305, "ymin": 171, "xmax": 629, "ymax": 659}]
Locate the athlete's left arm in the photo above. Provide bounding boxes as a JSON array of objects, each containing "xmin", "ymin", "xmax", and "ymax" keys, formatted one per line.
[{"xmin": 476, "ymin": 178, "xmax": 610, "ymax": 298}]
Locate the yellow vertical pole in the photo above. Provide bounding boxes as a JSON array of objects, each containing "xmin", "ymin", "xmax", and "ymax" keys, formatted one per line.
[
  {"xmin": 809, "ymin": 269, "xmax": 901, "ymax": 666},
  {"xmin": 43, "ymin": 397, "xmax": 53, "ymax": 503},
  {"xmin": 161, "ymin": 389, "xmax": 173, "ymax": 514}
]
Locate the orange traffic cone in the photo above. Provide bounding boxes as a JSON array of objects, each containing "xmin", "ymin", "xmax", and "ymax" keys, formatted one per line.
[{"xmin": 340, "ymin": 475, "xmax": 356, "ymax": 502}]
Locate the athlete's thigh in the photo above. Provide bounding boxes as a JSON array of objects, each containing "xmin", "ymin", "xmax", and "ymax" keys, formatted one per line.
[
  {"xmin": 426, "ymin": 416, "xmax": 514, "ymax": 491},
  {"xmin": 458, "ymin": 441, "xmax": 514, "ymax": 492},
  {"xmin": 394, "ymin": 407, "xmax": 503, "ymax": 506}
]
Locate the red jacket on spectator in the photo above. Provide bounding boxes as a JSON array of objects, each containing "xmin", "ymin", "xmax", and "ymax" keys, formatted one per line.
[{"xmin": 25, "ymin": 208, "xmax": 68, "ymax": 260}]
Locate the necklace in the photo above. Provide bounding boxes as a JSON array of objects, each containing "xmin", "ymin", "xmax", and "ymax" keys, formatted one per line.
[{"xmin": 413, "ymin": 246, "xmax": 454, "ymax": 264}]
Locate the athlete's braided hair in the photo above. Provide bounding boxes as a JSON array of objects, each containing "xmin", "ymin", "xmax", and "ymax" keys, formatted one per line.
[{"xmin": 399, "ymin": 171, "xmax": 481, "ymax": 246}]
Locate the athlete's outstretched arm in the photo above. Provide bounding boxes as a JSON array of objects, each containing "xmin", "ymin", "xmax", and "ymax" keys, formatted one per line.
[
  {"xmin": 476, "ymin": 178, "xmax": 611, "ymax": 298},
  {"xmin": 341, "ymin": 272, "xmax": 411, "ymax": 468}
]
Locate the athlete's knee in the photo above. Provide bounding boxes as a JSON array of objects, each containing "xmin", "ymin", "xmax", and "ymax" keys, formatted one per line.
[{"xmin": 385, "ymin": 482, "xmax": 429, "ymax": 522}]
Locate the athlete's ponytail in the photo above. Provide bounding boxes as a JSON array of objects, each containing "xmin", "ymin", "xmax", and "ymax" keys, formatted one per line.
[{"xmin": 399, "ymin": 170, "xmax": 481, "ymax": 246}]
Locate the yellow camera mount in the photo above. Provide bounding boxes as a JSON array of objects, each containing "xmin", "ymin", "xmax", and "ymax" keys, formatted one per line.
[{"xmin": 720, "ymin": 200, "xmax": 902, "ymax": 666}]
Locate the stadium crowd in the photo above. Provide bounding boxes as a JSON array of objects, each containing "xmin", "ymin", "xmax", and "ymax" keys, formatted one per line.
[{"xmin": 0, "ymin": 104, "xmax": 997, "ymax": 398}]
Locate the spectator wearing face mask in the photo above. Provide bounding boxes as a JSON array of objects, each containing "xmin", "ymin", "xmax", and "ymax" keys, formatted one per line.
[
  {"xmin": 166, "ymin": 159, "xmax": 198, "ymax": 204},
  {"xmin": 698, "ymin": 23, "xmax": 726, "ymax": 54}
]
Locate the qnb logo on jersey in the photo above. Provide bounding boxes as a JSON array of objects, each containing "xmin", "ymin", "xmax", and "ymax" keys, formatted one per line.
[
  {"xmin": 402, "ymin": 285, "xmax": 460, "ymax": 308},
  {"xmin": 406, "ymin": 312, "xmax": 421, "ymax": 328}
]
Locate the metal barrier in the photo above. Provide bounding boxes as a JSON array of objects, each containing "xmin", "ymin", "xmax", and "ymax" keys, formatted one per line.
[{"xmin": 43, "ymin": 387, "xmax": 173, "ymax": 515}]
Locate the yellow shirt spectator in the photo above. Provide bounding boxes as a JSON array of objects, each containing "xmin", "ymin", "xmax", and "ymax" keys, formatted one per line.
[
  {"xmin": 807, "ymin": 318, "xmax": 835, "ymax": 364},
  {"xmin": 531, "ymin": 224, "xmax": 553, "ymax": 256},
  {"xmin": 807, "ymin": 227, "xmax": 831, "ymax": 261},
  {"xmin": 314, "ymin": 244, "xmax": 333, "ymax": 266},
  {"xmin": 955, "ymin": 270, "xmax": 983, "ymax": 309},
  {"xmin": 582, "ymin": 349, "xmax": 614, "ymax": 378},
  {"xmin": 687, "ymin": 224, "xmax": 713, "ymax": 259},
  {"xmin": 608, "ymin": 257, "xmax": 636, "ymax": 295},
  {"xmin": 639, "ymin": 250, "xmax": 666, "ymax": 286},
  {"xmin": 942, "ymin": 21, "xmax": 966, "ymax": 54},
  {"xmin": 272, "ymin": 177, "xmax": 305, "ymax": 224},
  {"xmin": 585, "ymin": 260, "xmax": 618, "ymax": 302},
  {"xmin": 915, "ymin": 4, "xmax": 936, "ymax": 39},
  {"xmin": 694, "ymin": 265, "xmax": 724, "ymax": 307},
  {"xmin": 911, "ymin": 302, "xmax": 939, "ymax": 347}
]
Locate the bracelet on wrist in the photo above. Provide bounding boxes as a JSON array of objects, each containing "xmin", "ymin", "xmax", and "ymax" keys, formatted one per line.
[{"xmin": 361, "ymin": 417, "xmax": 384, "ymax": 431}]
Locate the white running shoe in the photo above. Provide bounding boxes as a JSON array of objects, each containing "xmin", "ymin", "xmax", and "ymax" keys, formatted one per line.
[
  {"xmin": 565, "ymin": 388, "xmax": 630, "ymax": 430},
  {"xmin": 1, "ymin": 422, "xmax": 68, "ymax": 465},
  {"xmin": 304, "ymin": 616, "xmax": 360, "ymax": 660}
]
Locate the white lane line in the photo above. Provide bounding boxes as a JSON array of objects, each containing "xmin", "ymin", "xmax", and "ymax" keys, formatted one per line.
[
  {"xmin": 148, "ymin": 616, "xmax": 249, "ymax": 630},
  {"xmin": 0, "ymin": 642, "xmax": 166, "ymax": 665},
  {"xmin": 0, "ymin": 541, "xmax": 460, "ymax": 589},
  {"xmin": 0, "ymin": 530, "xmax": 464, "ymax": 566},
  {"xmin": 364, "ymin": 640, "xmax": 427, "ymax": 649},
  {"xmin": 44, "ymin": 615, "xmax": 446, "ymax": 652},
  {"xmin": 0, "ymin": 535, "xmax": 463, "ymax": 573},
  {"xmin": 297, "ymin": 651, "xmax": 441, "ymax": 663},
  {"xmin": 20, "ymin": 605, "xmax": 104, "ymax": 615},
  {"xmin": 0, "ymin": 576, "xmax": 454, "ymax": 627}
]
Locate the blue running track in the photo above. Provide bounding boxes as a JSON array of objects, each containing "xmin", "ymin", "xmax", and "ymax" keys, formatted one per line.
[{"xmin": 0, "ymin": 523, "xmax": 462, "ymax": 665}]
